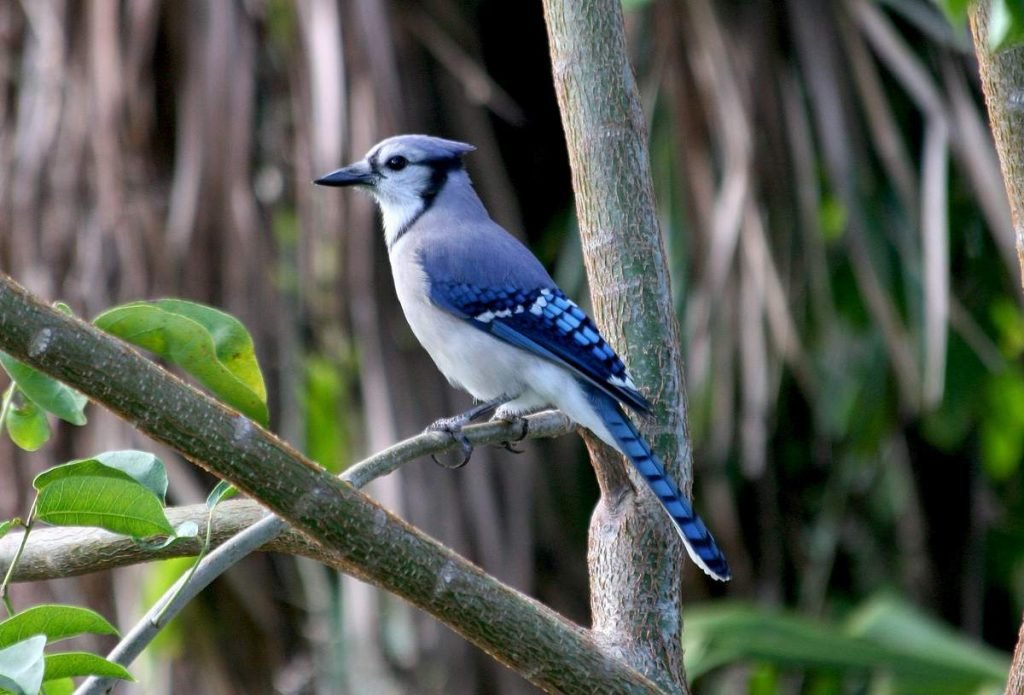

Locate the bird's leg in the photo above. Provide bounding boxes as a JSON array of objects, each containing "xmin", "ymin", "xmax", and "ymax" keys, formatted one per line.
[
  {"xmin": 426, "ymin": 397, "xmax": 507, "ymax": 468},
  {"xmin": 426, "ymin": 398, "xmax": 504, "ymax": 432}
]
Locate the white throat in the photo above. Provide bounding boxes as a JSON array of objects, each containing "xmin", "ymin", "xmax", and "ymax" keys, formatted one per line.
[{"xmin": 378, "ymin": 195, "xmax": 426, "ymax": 249}]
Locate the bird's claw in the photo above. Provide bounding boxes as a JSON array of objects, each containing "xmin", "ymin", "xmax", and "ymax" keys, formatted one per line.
[
  {"xmin": 500, "ymin": 441, "xmax": 523, "ymax": 454},
  {"xmin": 498, "ymin": 417, "xmax": 529, "ymax": 454},
  {"xmin": 425, "ymin": 408, "xmax": 528, "ymax": 466},
  {"xmin": 426, "ymin": 418, "xmax": 474, "ymax": 469}
]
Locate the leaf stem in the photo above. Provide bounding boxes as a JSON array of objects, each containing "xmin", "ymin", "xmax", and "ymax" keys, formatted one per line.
[{"xmin": 0, "ymin": 501, "xmax": 36, "ymax": 617}]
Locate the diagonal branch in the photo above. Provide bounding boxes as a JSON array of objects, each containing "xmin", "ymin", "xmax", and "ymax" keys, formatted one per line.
[
  {"xmin": 73, "ymin": 413, "xmax": 575, "ymax": 695},
  {"xmin": 0, "ymin": 272, "xmax": 662, "ymax": 695}
]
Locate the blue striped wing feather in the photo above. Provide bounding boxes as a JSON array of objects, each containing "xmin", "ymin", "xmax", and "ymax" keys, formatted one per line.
[{"xmin": 430, "ymin": 282, "xmax": 652, "ymax": 414}]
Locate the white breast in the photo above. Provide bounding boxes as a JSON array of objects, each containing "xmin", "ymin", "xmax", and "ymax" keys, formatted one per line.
[{"xmin": 389, "ymin": 240, "xmax": 531, "ymax": 402}]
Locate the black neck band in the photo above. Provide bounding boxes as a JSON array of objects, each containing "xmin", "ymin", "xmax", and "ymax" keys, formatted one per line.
[{"xmin": 387, "ymin": 157, "xmax": 463, "ymax": 250}]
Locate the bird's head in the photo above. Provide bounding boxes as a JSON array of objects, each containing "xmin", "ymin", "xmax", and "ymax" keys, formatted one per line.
[{"xmin": 315, "ymin": 134, "xmax": 476, "ymax": 247}]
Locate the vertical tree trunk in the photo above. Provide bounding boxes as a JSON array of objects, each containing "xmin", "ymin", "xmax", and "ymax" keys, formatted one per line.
[
  {"xmin": 969, "ymin": 4, "xmax": 1024, "ymax": 694},
  {"xmin": 970, "ymin": 3, "xmax": 1024, "ymax": 286},
  {"xmin": 542, "ymin": 1, "xmax": 696, "ymax": 690}
]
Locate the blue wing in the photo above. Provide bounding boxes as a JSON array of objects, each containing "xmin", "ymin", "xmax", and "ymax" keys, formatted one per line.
[{"xmin": 429, "ymin": 281, "xmax": 652, "ymax": 414}]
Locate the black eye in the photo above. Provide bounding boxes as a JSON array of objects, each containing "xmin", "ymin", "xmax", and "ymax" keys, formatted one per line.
[{"xmin": 385, "ymin": 155, "xmax": 408, "ymax": 171}]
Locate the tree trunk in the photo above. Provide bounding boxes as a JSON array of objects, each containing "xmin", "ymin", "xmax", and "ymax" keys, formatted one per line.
[
  {"xmin": 969, "ymin": 4, "xmax": 1024, "ymax": 693},
  {"xmin": 542, "ymin": 0, "xmax": 697, "ymax": 690},
  {"xmin": 970, "ymin": 2, "xmax": 1024, "ymax": 287}
]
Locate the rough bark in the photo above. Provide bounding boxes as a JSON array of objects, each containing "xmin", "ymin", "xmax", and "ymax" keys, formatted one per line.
[
  {"xmin": 970, "ymin": 6, "xmax": 1024, "ymax": 693},
  {"xmin": 970, "ymin": 2, "xmax": 1024, "ymax": 286},
  {"xmin": 0, "ymin": 273, "xmax": 662, "ymax": 695},
  {"xmin": 542, "ymin": 0, "xmax": 697, "ymax": 690}
]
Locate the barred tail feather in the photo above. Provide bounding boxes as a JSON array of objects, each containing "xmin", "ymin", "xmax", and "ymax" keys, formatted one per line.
[{"xmin": 584, "ymin": 387, "xmax": 731, "ymax": 581}]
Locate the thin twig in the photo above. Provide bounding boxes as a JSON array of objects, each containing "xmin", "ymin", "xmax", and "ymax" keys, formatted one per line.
[
  {"xmin": 0, "ymin": 502, "xmax": 34, "ymax": 618},
  {"xmin": 0, "ymin": 412, "xmax": 576, "ymax": 583},
  {"xmin": 65, "ymin": 411, "xmax": 572, "ymax": 694}
]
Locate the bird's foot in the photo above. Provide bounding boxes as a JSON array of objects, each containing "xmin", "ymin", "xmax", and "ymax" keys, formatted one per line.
[
  {"xmin": 425, "ymin": 398, "xmax": 507, "ymax": 469},
  {"xmin": 492, "ymin": 413, "xmax": 530, "ymax": 454},
  {"xmin": 426, "ymin": 419, "xmax": 474, "ymax": 469}
]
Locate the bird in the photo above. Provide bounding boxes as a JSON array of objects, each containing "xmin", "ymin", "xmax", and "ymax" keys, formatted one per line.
[{"xmin": 314, "ymin": 134, "xmax": 731, "ymax": 581}]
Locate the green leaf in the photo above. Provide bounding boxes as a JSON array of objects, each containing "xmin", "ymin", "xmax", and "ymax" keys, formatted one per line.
[
  {"xmin": 0, "ymin": 354, "xmax": 87, "ymax": 426},
  {"xmin": 33, "ymin": 452, "xmax": 168, "ymax": 502},
  {"xmin": 94, "ymin": 300, "xmax": 268, "ymax": 425},
  {"xmin": 206, "ymin": 480, "xmax": 238, "ymax": 510},
  {"xmin": 989, "ymin": 0, "xmax": 1024, "ymax": 51},
  {"xmin": 0, "ymin": 635, "xmax": 45, "ymax": 695},
  {"xmin": 35, "ymin": 477, "xmax": 174, "ymax": 538},
  {"xmin": 33, "ymin": 459, "xmax": 134, "ymax": 491},
  {"xmin": 684, "ymin": 602, "xmax": 900, "ymax": 681},
  {"xmin": 35, "ymin": 458, "xmax": 136, "ymax": 492},
  {"xmin": 92, "ymin": 451, "xmax": 168, "ymax": 502},
  {"xmin": 39, "ymin": 677, "xmax": 72, "ymax": 695},
  {"xmin": 42, "ymin": 652, "xmax": 133, "ymax": 682},
  {"xmin": 5, "ymin": 398, "xmax": 50, "ymax": 452},
  {"xmin": 0, "ymin": 521, "xmax": 11, "ymax": 541},
  {"xmin": 683, "ymin": 596, "xmax": 1008, "ymax": 692},
  {"xmin": 150, "ymin": 299, "xmax": 267, "ymax": 398},
  {"xmin": 846, "ymin": 595, "xmax": 1009, "ymax": 684},
  {"xmin": 0, "ymin": 605, "xmax": 118, "ymax": 649}
]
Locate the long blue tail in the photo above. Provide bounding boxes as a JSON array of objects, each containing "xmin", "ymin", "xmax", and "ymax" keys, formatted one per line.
[{"xmin": 583, "ymin": 386, "xmax": 731, "ymax": 581}]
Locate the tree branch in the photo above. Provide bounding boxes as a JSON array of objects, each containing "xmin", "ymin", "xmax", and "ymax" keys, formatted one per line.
[
  {"xmin": 0, "ymin": 272, "xmax": 663, "ymax": 695},
  {"xmin": 76, "ymin": 412, "xmax": 577, "ymax": 695},
  {"xmin": 0, "ymin": 412, "xmax": 573, "ymax": 582}
]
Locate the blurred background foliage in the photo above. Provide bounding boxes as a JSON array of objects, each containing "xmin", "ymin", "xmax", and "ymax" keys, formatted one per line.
[{"xmin": 0, "ymin": 0, "xmax": 1021, "ymax": 693}]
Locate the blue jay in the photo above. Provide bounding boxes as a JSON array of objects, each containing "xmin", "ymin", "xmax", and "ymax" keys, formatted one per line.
[{"xmin": 315, "ymin": 135, "xmax": 730, "ymax": 581}]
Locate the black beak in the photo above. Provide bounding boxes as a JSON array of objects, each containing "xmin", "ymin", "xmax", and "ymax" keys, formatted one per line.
[{"xmin": 314, "ymin": 162, "xmax": 375, "ymax": 187}]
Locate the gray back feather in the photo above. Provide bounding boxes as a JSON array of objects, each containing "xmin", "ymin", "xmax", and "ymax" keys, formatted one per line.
[{"xmin": 406, "ymin": 169, "xmax": 554, "ymax": 290}]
